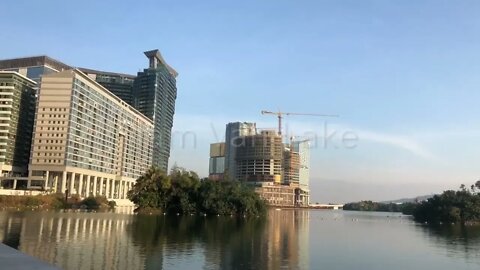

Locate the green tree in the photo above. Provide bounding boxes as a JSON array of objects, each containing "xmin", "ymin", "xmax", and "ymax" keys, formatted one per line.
[
  {"xmin": 168, "ymin": 167, "xmax": 201, "ymax": 214},
  {"xmin": 127, "ymin": 167, "xmax": 171, "ymax": 210},
  {"xmin": 128, "ymin": 167, "xmax": 266, "ymax": 216},
  {"xmin": 413, "ymin": 183, "xmax": 480, "ymax": 223}
]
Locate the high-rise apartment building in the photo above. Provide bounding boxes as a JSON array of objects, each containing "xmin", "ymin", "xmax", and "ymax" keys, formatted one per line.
[
  {"xmin": 28, "ymin": 69, "xmax": 154, "ymax": 199},
  {"xmin": 0, "ymin": 72, "xmax": 36, "ymax": 176},
  {"xmin": 236, "ymin": 130, "xmax": 283, "ymax": 184},
  {"xmin": 224, "ymin": 122, "xmax": 257, "ymax": 181},
  {"xmin": 133, "ymin": 50, "xmax": 177, "ymax": 172},
  {"xmin": 0, "ymin": 50, "xmax": 178, "ymax": 197},
  {"xmin": 80, "ymin": 68, "xmax": 135, "ymax": 106}
]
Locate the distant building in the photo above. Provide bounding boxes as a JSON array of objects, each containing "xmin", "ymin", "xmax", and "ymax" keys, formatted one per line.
[
  {"xmin": 283, "ymin": 144, "xmax": 300, "ymax": 186},
  {"xmin": 28, "ymin": 69, "xmax": 154, "ymax": 200},
  {"xmin": 211, "ymin": 121, "xmax": 312, "ymax": 207},
  {"xmin": 224, "ymin": 122, "xmax": 256, "ymax": 181},
  {"xmin": 292, "ymin": 140, "xmax": 310, "ymax": 190},
  {"xmin": 236, "ymin": 130, "xmax": 283, "ymax": 184},
  {"xmin": 0, "ymin": 72, "xmax": 36, "ymax": 177},
  {"xmin": 133, "ymin": 50, "xmax": 177, "ymax": 172},
  {"xmin": 79, "ymin": 68, "xmax": 135, "ymax": 106},
  {"xmin": 209, "ymin": 142, "xmax": 225, "ymax": 181},
  {"xmin": 255, "ymin": 184, "xmax": 296, "ymax": 207}
]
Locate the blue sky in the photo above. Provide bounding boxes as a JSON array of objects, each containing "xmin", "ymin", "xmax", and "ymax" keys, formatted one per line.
[{"xmin": 2, "ymin": 0, "xmax": 480, "ymax": 202}]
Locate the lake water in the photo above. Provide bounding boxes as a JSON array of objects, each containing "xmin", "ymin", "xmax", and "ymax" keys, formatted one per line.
[{"xmin": 0, "ymin": 209, "xmax": 479, "ymax": 270}]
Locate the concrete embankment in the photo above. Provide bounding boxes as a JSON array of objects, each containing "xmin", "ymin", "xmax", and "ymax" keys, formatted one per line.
[{"xmin": 0, "ymin": 243, "xmax": 59, "ymax": 269}]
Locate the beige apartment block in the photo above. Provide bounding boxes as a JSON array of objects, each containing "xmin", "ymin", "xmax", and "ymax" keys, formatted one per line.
[{"xmin": 28, "ymin": 69, "xmax": 154, "ymax": 200}]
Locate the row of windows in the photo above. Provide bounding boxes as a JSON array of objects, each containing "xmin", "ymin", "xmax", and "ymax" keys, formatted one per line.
[
  {"xmin": 40, "ymin": 120, "xmax": 66, "ymax": 125},
  {"xmin": 41, "ymin": 107, "xmax": 68, "ymax": 112},
  {"xmin": 38, "ymin": 139, "xmax": 63, "ymax": 144},
  {"xmin": 37, "ymin": 133, "xmax": 65, "ymax": 138},
  {"xmin": 38, "ymin": 112, "xmax": 68, "ymax": 117},
  {"xmin": 35, "ymin": 159, "xmax": 62, "ymax": 164},
  {"xmin": 39, "ymin": 126, "xmax": 65, "ymax": 131},
  {"xmin": 37, "ymin": 146, "xmax": 64, "ymax": 150},
  {"xmin": 36, "ymin": 152, "xmax": 63, "ymax": 157}
]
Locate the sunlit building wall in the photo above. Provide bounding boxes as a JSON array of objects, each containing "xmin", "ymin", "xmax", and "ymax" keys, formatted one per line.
[
  {"xmin": 292, "ymin": 140, "xmax": 310, "ymax": 205},
  {"xmin": 283, "ymin": 144, "xmax": 300, "ymax": 186},
  {"xmin": 292, "ymin": 140, "xmax": 310, "ymax": 190},
  {"xmin": 28, "ymin": 69, "xmax": 154, "ymax": 200}
]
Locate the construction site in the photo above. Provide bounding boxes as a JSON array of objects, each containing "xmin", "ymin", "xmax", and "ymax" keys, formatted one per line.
[{"xmin": 208, "ymin": 110, "xmax": 337, "ymax": 207}]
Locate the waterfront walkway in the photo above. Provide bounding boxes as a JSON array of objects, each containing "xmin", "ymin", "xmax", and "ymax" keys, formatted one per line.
[{"xmin": 0, "ymin": 243, "xmax": 59, "ymax": 269}]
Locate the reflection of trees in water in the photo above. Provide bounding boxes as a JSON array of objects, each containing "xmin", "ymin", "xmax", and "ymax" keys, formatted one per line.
[
  {"xmin": 127, "ymin": 210, "xmax": 308, "ymax": 270},
  {"xmin": 127, "ymin": 215, "xmax": 267, "ymax": 269},
  {"xmin": 0, "ymin": 210, "xmax": 307, "ymax": 269},
  {"xmin": 420, "ymin": 224, "xmax": 480, "ymax": 260}
]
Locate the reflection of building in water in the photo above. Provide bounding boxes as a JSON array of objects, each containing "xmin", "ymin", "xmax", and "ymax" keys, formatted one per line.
[
  {"xmin": 0, "ymin": 212, "xmax": 144, "ymax": 270},
  {"xmin": 211, "ymin": 209, "xmax": 310, "ymax": 270},
  {"xmin": 297, "ymin": 210, "xmax": 310, "ymax": 269},
  {"xmin": 266, "ymin": 210, "xmax": 309, "ymax": 269},
  {"xmin": 0, "ymin": 210, "xmax": 310, "ymax": 270}
]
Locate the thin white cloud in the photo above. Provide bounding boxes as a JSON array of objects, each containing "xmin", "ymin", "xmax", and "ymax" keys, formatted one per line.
[
  {"xmin": 358, "ymin": 129, "xmax": 436, "ymax": 159},
  {"xmin": 171, "ymin": 114, "xmax": 437, "ymax": 161},
  {"xmin": 283, "ymin": 120, "xmax": 436, "ymax": 160}
]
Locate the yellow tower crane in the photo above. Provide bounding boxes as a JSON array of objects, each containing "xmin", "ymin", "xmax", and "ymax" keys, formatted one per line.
[{"xmin": 261, "ymin": 110, "xmax": 338, "ymax": 136}]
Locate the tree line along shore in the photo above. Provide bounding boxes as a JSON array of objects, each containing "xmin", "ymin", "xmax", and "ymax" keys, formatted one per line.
[
  {"xmin": 0, "ymin": 167, "xmax": 267, "ymax": 216},
  {"xmin": 4, "ymin": 167, "xmax": 479, "ymax": 225},
  {"xmin": 344, "ymin": 181, "xmax": 480, "ymax": 225}
]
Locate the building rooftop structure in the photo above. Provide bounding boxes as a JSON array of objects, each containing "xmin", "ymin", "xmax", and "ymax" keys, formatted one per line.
[
  {"xmin": 0, "ymin": 55, "xmax": 71, "ymax": 72},
  {"xmin": 77, "ymin": 67, "xmax": 136, "ymax": 79},
  {"xmin": 144, "ymin": 49, "xmax": 178, "ymax": 77}
]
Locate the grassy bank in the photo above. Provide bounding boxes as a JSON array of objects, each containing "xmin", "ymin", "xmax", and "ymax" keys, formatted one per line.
[{"xmin": 0, "ymin": 194, "xmax": 116, "ymax": 211}]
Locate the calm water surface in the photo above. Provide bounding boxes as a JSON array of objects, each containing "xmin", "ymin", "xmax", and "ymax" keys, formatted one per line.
[{"xmin": 0, "ymin": 209, "xmax": 479, "ymax": 270}]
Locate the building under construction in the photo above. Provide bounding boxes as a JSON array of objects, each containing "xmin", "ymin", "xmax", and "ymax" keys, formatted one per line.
[
  {"xmin": 236, "ymin": 130, "xmax": 283, "ymax": 184},
  {"xmin": 208, "ymin": 122, "xmax": 311, "ymax": 207}
]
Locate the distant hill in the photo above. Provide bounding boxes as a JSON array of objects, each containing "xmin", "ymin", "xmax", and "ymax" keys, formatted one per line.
[{"xmin": 382, "ymin": 195, "xmax": 434, "ymax": 204}]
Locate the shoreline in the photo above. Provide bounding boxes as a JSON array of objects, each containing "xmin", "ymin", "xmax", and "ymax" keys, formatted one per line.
[{"xmin": 0, "ymin": 243, "xmax": 58, "ymax": 270}]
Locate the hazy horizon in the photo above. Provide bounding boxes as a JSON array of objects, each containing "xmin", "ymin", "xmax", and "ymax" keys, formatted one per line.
[{"xmin": 2, "ymin": 0, "xmax": 479, "ymax": 202}]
